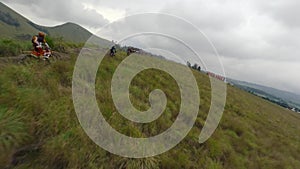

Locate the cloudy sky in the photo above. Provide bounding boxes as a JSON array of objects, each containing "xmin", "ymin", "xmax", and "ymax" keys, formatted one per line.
[{"xmin": 2, "ymin": 0, "xmax": 300, "ymax": 94}]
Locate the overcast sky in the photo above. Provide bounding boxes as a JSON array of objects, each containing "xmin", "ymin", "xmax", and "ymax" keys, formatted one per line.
[{"xmin": 2, "ymin": 0, "xmax": 300, "ymax": 94}]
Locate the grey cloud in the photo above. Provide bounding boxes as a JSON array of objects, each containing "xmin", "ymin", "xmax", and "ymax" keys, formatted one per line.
[
  {"xmin": 222, "ymin": 57, "xmax": 300, "ymax": 93},
  {"xmin": 255, "ymin": 0, "xmax": 300, "ymax": 28},
  {"xmin": 2, "ymin": 0, "xmax": 109, "ymax": 28},
  {"xmin": 156, "ymin": 0, "xmax": 300, "ymax": 93},
  {"xmin": 90, "ymin": 0, "xmax": 300, "ymax": 93},
  {"xmin": 96, "ymin": 13, "xmax": 226, "ymax": 75},
  {"xmin": 161, "ymin": 0, "xmax": 245, "ymax": 31}
]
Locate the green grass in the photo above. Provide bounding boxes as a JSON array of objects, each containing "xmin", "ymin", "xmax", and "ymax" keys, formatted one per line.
[
  {"xmin": 0, "ymin": 38, "xmax": 84, "ymax": 57},
  {"xmin": 0, "ymin": 39, "xmax": 32, "ymax": 57},
  {"xmin": 0, "ymin": 47, "xmax": 300, "ymax": 169}
]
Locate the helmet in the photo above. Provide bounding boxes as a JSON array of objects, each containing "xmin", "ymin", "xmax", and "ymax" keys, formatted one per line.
[{"xmin": 38, "ymin": 32, "xmax": 45, "ymax": 37}]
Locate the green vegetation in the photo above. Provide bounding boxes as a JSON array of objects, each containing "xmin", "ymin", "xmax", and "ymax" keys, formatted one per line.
[
  {"xmin": 0, "ymin": 39, "xmax": 32, "ymax": 57},
  {"xmin": 0, "ymin": 38, "xmax": 84, "ymax": 57},
  {"xmin": 0, "ymin": 43, "xmax": 300, "ymax": 169}
]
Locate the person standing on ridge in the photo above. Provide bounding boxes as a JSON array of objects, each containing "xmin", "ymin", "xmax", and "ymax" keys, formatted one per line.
[{"xmin": 110, "ymin": 46, "xmax": 116, "ymax": 57}]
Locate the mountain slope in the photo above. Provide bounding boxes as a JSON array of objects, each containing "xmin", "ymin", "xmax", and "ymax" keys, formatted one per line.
[
  {"xmin": 0, "ymin": 2, "xmax": 94, "ymax": 42},
  {"xmin": 46, "ymin": 22, "xmax": 93, "ymax": 43},
  {"xmin": 228, "ymin": 78, "xmax": 300, "ymax": 111},
  {"xmin": 0, "ymin": 2, "xmax": 38, "ymax": 40},
  {"xmin": 0, "ymin": 49, "xmax": 300, "ymax": 169}
]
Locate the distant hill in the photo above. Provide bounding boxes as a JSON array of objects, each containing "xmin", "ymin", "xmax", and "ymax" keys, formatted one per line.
[
  {"xmin": 228, "ymin": 78, "xmax": 300, "ymax": 111},
  {"xmin": 0, "ymin": 2, "xmax": 38, "ymax": 40},
  {"xmin": 46, "ymin": 22, "xmax": 93, "ymax": 43},
  {"xmin": 0, "ymin": 2, "xmax": 102, "ymax": 43}
]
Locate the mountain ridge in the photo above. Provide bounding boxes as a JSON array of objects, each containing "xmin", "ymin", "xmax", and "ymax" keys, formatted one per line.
[{"xmin": 0, "ymin": 2, "xmax": 93, "ymax": 42}]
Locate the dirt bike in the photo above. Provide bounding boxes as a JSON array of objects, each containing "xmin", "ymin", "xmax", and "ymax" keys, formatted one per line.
[
  {"xmin": 110, "ymin": 51, "xmax": 116, "ymax": 57},
  {"xmin": 126, "ymin": 47, "xmax": 139, "ymax": 56},
  {"xmin": 19, "ymin": 48, "xmax": 61, "ymax": 64}
]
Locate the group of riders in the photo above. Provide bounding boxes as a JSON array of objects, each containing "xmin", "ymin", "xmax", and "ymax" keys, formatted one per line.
[
  {"xmin": 110, "ymin": 45, "xmax": 138, "ymax": 57},
  {"xmin": 30, "ymin": 32, "xmax": 138, "ymax": 60}
]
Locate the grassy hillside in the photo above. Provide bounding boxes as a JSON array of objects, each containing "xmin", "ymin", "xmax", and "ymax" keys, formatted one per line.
[
  {"xmin": 0, "ymin": 46, "xmax": 300, "ymax": 169},
  {"xmin": 0, "ymin": 2, "xmax": 95, "ymax": 43}
]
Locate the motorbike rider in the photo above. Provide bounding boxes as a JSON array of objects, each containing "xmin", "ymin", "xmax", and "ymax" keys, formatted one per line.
[
  {"xmin": 110, "ymin": 46, "xmax": 116, "ymax": 57},
  {"xmin": 32, "ymin": 32, "xmax": 50, "ymax": 58}
]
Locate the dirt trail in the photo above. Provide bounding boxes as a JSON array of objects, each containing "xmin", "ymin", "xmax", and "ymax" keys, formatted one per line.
[{"xmin": 0, "ymin": 50, "xmax": 73, "ymax": 65}]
